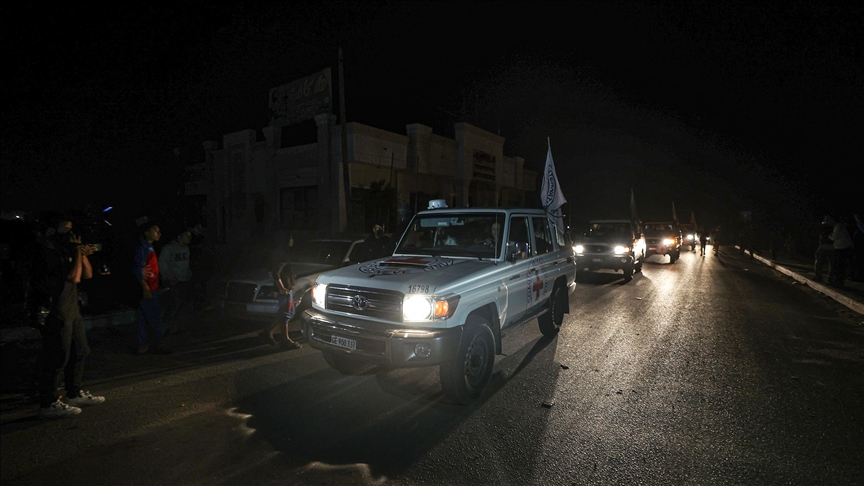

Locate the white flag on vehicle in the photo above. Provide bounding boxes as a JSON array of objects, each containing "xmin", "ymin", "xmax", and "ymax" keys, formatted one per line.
[{"xmin": 541, "ymin": 138, "xmax": 567, "ymax": 231}]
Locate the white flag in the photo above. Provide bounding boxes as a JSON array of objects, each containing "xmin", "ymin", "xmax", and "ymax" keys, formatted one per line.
[{"xmin": 541, "ymin": 139, "xmax": 567, "ymax": 231}]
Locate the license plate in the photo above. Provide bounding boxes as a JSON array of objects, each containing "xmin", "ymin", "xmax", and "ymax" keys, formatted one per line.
[
  {"xmin": 592, "ymin": 258, "xmax": 603, "ymax": 262},
  {"xmin": 331, "ymin": 335, "xmax": 357, "ymax": 350}
]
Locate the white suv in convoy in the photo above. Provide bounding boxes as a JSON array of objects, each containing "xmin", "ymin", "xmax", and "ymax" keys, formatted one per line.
[
  {"xmin": 302, "ymin": 202, "xmax": 578, "ymax": 404},
  {"xmin": 572, "ymin": 219, "xmax": 646, "ymax": 282}
]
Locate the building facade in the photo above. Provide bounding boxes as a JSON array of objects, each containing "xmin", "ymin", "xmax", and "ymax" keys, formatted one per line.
[{"xmin": 184, "ymin": 117, "xmax": 537, "ymax": 244}]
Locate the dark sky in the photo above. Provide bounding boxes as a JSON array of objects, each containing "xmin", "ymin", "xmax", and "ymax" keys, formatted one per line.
[{"xmin": 3, "ymin": 1, "xmax": 862, "ymax": 232}]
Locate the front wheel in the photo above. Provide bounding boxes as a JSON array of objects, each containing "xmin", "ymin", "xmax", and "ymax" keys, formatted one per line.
[
  {"xmin": 623, "ymin": 264, "xmax": 634, "ymax": 282},
  {"xmin": 538, "ymin": 285, "xmax": 566, "ymax": 336},
  {"xmin": 440, "ymin": 316, "xmax": 495, "ymax": 405}
]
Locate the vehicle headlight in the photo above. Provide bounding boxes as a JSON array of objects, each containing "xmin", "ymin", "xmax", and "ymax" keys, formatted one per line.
[
  {"xmin": 663, "ymin": 238, "xmax": 676, "ymax": 246},
  {"xmin": 403, "ymin": 295, "xmax": 460, "ymax": 321},
  {"xmin": 574, "ymin": 244, "xmax": 584, "ymax": 254},
  {"xmin": 312, "ymin": 283, "xmax": 327, "ymax": 308},
  {"xmin": 403, "ymin": 296, "xmax": 433, "ymax": 321},
  {"xmin": 614, "ymin": 246, "xmax": 630, "ymax": 255},
  {"xmin": 687, "ymin": 234, "xmax": 694, "ymax": 240}
]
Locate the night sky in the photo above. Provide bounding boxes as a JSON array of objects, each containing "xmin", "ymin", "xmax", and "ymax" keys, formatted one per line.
[{"xmin": 3, "ymin": 1, "xmax": 862, "ymax": 234}]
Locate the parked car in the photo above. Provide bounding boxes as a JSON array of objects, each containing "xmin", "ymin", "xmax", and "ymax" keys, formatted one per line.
[
  {"xmin": 643, "ymin": 221, "xmax": 682, "ymax": 263},
  {"xmin": 212, "ymin": 238, "xmax": 364, "ymax": 318},
  {"xmin": 572, "ymin": 219, "xmax": 646, "ymax": 282}
]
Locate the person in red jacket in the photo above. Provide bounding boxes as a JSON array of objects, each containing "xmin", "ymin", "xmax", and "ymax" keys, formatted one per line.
[{"xmin": 133, "ymin": 221, "xmax": 171, "ymax": 355}]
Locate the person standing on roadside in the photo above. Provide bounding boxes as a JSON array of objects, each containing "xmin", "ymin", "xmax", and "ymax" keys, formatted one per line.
[
  {"xmin": 158, "ymin": 229, "xmax": 193, "ymax": 334},
  {"xmin": 711, "ymin": 225, "xmax": 722, "ymax": 254},
  {"xmin": 824, "ymin": 215, "xmax": 853, "ymax": 287},
  {"xmin": 262, "ymin": 244, "xmax": 302, "ymax": 349},
  {"xmin": 133, "ymin": 221, "xmax": 171, "ymax": 354},
  {"xmin": 852, "ymin": 214, "xmax": 864, "ymax": 282},
  {"xmin": 357, "ymin": 222, "xmax": 391, "ymax": 262},
  {"xmin": 814, "ymin": 220, "xmax": 834, "ymax": 283},
  {"xmin": 699, "ymin": 230, "xmax": 708, "ymax": 257},
  {"xmin": 34, "ymin": 218, "xmax": 105, "ymax": 419}
]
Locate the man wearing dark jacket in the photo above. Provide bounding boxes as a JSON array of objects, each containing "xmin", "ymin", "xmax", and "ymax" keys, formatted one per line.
[{"xmin": 34, "ymin": 218, "xmax": 105, "ymax": 419}]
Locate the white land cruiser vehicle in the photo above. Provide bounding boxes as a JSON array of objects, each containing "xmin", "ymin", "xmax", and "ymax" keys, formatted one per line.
[
  {"xmin": 572, "ymin": 219, "xmax": 646, "ymax": 282},
  {"xmin": 301, "ymin": 201, "xmax": 577, "ymax": 404}
]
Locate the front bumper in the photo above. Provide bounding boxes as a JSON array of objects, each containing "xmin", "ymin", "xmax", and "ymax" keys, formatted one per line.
[
  {"xmin": 574, "ymin": 254, "xmax": 633, "ymax": 271},
  {"xmin": 646, "ymin": 246, "xmax": 679, "ymax": 257},
  {"xmin": 302, "ymin": 310, "xmax": 463, "ymax": 367}
]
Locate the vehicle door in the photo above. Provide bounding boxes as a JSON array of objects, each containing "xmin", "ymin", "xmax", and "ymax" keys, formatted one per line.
[
  {"xmin": 503, "ymin": 215, "xmax": 534, "ymax": 325},
  {"xmin": 527, "ymin": 215, "xmax": 563, "ymax": 317}
]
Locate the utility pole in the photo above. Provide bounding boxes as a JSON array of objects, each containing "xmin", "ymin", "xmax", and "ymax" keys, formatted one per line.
[{"xmin": 339, "ymin": 47, "xmax": 350, "ymax": 233}]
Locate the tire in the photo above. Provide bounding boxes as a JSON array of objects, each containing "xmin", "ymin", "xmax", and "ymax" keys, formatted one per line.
[
  {"xmin": 538, "ymin": 285, "xmax": 565, "ymax": 337},
  {"xmin": 322, "ymin": 351, "xmax": 377, "ymax": 376},
  {"xmin": 623, "ymin": 264, "xmax": 634, "ymax": 282},
  {"xmin": 439, "ymin": 316, "xmax": 495, "ymax": 405}
]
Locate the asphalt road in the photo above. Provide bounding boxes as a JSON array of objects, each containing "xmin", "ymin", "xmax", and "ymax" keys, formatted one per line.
[{"xmin": 1, "ymin": 248, "xmax": 862, "ymax": 485}]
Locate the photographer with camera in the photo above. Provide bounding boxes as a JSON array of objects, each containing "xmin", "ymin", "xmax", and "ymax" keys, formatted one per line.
[{"xmin": 32, "ymin": 217, "xmax": 105, "ymax": 419}]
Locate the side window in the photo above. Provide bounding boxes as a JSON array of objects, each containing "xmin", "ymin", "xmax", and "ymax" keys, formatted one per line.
[
  {"xmin": 532, "ymin": 217, "xmax": 554, "ymax": 254},
  {"xmin": 507, "ymin": 216, "xmax": 531, "ymax": 260}
]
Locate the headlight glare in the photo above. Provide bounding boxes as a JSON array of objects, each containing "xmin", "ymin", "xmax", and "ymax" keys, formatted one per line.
[
  {"xmin": 403, "ymin": 295, "xmax": 432, "ymax": 321},
  {"xmin": 312, "ymin": 284, "xmax": 327, "ymax": 308},
  {"xmin": 614, "ymin": 246, "xmax": 629, "ymax": 255},
  {"xmin": 574, "ymin": 244, "xmax": 584, "ymax": 253}
]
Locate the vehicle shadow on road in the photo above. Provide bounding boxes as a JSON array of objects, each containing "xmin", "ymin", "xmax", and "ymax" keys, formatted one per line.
[
  {"xmin": 230, "ymin": 330, "xmax": 563, "ymax": 482},
  {"xmin": 575, "ymin": 272, "xmax": 633, "ymax": 286}
]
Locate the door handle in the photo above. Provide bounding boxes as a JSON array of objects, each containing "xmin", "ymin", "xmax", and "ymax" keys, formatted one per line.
[{"xmin": 510, "ymin": 274, "xmax": 521, "ymax": 280}]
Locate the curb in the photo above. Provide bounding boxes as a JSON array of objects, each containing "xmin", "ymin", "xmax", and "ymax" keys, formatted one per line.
[{"xmin": 740, "ymin": 247, "xmax": 864, "ymax": 315}]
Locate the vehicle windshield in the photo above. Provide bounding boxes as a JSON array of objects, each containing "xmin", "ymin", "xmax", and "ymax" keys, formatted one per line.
[
  {"xmin": 584, "ymin": 223, "xmax": 632, "ymax": 239},
  {"xmin": 644, "ymin": 223, "xmax": 676, "ymax": 236},
  {"xmin": 395, "ymin": 212, "xmax": 505, "ymax": 259},
  {"xmin": 290, "ymin": 241, "xmax": 352, "ymax": 265}
]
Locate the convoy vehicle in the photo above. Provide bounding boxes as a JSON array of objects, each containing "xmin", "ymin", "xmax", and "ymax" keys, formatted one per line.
[
  {"xmin": 571, "ymin": 219, "xmax": 646, "ymax": 282},
  {"xmin": 678, "ymin": 223, "xmax": 697, "ymax": 251},
  {"xmin": 643, "ymin": 221, "xmax": 682, "ymax": 263},
  {"xmin": 212, "ymin": 238, "xmax": 364, "ymax": 318},
  {"xmin": 301, "ymin": 201, "xmax": 578, "ymax": 404}
]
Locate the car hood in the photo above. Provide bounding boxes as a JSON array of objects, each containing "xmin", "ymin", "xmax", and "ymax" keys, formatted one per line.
[
  {"xmin": 573, "ymin": 236, "xmax": 633, "ymax": 245},
  {"xmin": 316, "ymin": 255, "xmax": 501, "ymax": 294}
]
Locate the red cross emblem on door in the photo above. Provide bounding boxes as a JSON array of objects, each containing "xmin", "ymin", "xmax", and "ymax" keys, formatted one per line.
[{"xmin": 532, "ymin": 269, "xmax": 543, "ymax": 300}]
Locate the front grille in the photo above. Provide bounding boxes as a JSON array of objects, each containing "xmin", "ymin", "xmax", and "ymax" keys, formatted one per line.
[
  {"xmin": 326, "ymin": 284, "xmax": 403, "ymax": 322},
  {"xmin": 583, "ymin": 245, "xmax": 610, "ymax": 253},
  {"xmin": 226, "ymin": 282, "xmax": 257, "ymax": 303}
]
